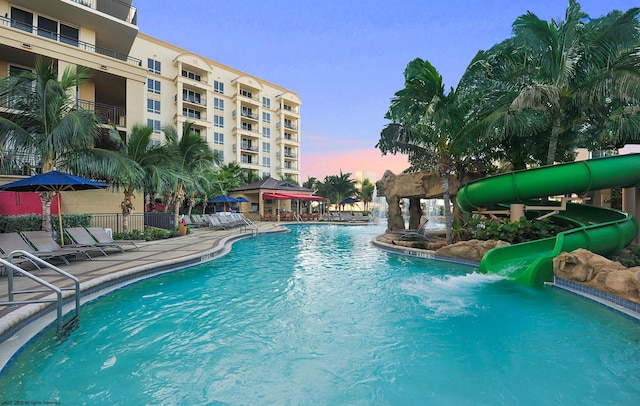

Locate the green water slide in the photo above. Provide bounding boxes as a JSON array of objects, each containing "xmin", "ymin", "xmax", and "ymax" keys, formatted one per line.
[{"xmin": 457, "ymin": 154, "xmax": 640, "ymax": 286}]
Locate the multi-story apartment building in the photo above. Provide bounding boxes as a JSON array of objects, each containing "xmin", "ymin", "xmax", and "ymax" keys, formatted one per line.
[{"xmin": 0, "ymin": 0, "xmax": 301, "ymax": 182}]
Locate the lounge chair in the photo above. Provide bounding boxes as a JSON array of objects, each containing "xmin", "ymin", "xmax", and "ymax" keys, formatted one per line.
[
  {"xmin": 85, "ymin": 227, "xmax": 140, "ymax": 250},
  {"xmin": 65, "ymin": 227, "xmax": 125, "ymax": 253},
  {"xmin": 21, "ymin": 230, "xmax": 100, "ymax": 261},
  {"xmin": 189, "ymin": 215, "xmax": 208, "ymax": 228},
  {"xmin": 397, "ymin": 216, "xmax": 431, "ymax": 241},
  {"xmin": 0, "ymin": 232, "xmax": 59, "ymax": 269}
]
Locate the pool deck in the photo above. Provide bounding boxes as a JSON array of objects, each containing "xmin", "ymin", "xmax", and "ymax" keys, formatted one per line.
[{"xmin": 0, "ymin": 222, "xmax": 287, "ymax": 369}]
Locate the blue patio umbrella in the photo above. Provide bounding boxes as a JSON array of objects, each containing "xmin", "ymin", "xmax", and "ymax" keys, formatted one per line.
[
  {"xmin": 0, "ymin": 170, "xmax": 109, "ymax": 244},
  {"xmin": 234, "ymin": 196, "xmax": 250, "ymax": 203},
  {"xmin": 209, "ymin": 195, "xmax": 239, "ymax": 203},
  {"xmin": 209, "ymin": 195, "xmax": 239, "ymax": 212},
  {"xmin": 341, "ymin": 197, "xmax": 361, "ymax": 204}
]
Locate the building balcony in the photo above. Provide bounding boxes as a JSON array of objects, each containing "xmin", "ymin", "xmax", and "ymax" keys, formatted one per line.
[
  {"xmin": 276, "ymin": 152, "xmax": 298, "ymax": 159},
  {"xmin": 232, "ymin": 126, "xmax": 261, "ymax": 138},
  {"xmin": 176, "ymin": 94, "xmax": 207, "ymax": 107},
  {"xmin": 77, "ymin": 99, "xmax": 126, "ymax": 127},
  {"xmin": 276, "ymin": 134, "xmax": 300, "ymax": 144},
  {"xmin": 276, "ymin": 122, "xmax": 298, "ymax": 131},
  {"xmin": 232, "ymin": 92, "xmax": 261, "ymax": 107},
  {"xmin": 233, "ymin": 143, "xmax": 259, "ymax": 153},
  {"xmin": 278, "ymin": 105, "xmax": 300, "ymax": 117},
  {"xmin": 8, "ymin": 0, "xmax": 138, "ymax": 55},
  {"xmin": 0, "ymin": 16, "xmax": 141, "ymax": 66},
  {"xmin": 277, "ymin": 164, "xmax": 299, "ymax": 171},
  {"xmin": 233, "ymin": 110, "xmax": 259, "ymax": 121}
]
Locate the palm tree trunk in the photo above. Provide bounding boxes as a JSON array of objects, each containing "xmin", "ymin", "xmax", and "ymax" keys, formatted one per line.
[
  {"xmin": 545, "ymin": 116, "xmax": 563, "ymax": 166},
  {"xmin": 439, "ymin": 168, "xmax": 453, "ymax": 245},
  {"xmin": 40, "ymin": 191, "xmax": 54, "ymax": 232},
  {"xmin": 121, "ymin": 189, "xmax": 135, "ymax": 233}
]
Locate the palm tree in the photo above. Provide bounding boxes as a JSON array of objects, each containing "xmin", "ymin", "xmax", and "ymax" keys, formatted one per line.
[
  {"xmin": 323, "ymin": 171, "xmax": 357, "ymax": 214},
  {"xmin": 485, "ymin": 1, "xmax": 640, "ymax": 164},
  {"xmin": 0, "ymin": 57, "xmax": 122, "ymax": 232},
  {"xmin": 161, "ymin": 121, "xmax": 217, "ymax": 225},
  {"xmin": 358, "ymin": 178, "xmax": 375, "ymax": 212},
  {"xmin": 106, "ymin": 125, "xmax": 168, "ymax": 233},
  {"xmin": 378, "ymin": 58, "xmax": 470, "ymax": 244}
]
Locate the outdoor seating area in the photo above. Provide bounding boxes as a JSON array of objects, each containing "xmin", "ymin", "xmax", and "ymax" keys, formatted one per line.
[
  {"xmin": 192, "ymin": 213, "xmax": 255, "ymax": 231},
  {"xmin": 0, "ymin": 227, "xmax": 141, "ymax": 274}
]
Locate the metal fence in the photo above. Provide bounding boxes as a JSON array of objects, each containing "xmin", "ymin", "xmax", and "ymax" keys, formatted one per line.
[{"xmin": 91, "ymin": 212, "xmax": 174, "ymax": 233}]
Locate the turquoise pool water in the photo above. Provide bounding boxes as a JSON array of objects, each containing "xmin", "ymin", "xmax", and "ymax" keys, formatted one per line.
[{"xmin": 1, "ymin": 224, "xmax": 640, "ymax": 405}]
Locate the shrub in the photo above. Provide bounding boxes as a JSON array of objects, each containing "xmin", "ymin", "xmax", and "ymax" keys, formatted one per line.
[
  {"xmin": 467, "ymin": 216, "xmax": 572, "ymax": 244},
  {"xmin": 0, "ymin": 214, "xmax": 43, "ymax": 233}
]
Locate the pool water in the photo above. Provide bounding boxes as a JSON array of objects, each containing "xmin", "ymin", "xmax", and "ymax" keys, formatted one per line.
[{"xmin": 1, "ymin": 224, "xmax": 640, "ymax": 405}]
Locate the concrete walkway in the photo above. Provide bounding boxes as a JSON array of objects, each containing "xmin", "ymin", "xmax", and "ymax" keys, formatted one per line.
[{"xmin": 0, "ymin": 222, "xmax": 286, "ymax": 367}]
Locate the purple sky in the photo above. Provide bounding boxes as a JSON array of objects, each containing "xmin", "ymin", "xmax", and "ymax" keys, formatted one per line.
[{"xmin": 132, "ymin": 0, "xmax": 638, "ymax": 181}]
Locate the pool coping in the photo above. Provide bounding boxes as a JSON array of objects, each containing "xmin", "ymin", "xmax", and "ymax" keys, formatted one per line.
[{"xmin": 0, "ymin": 224, "xmax": 288, "ymax": 371}]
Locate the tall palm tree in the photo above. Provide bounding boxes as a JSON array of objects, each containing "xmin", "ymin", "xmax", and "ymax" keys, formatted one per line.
[
  {"xmin": 378, "ymin": 58, "xmax": 470, "ymax": 244},
  {"xmin": 487, "ymin": 1, "xmax": 640, "ymax": 164},
  {"xmin": 161, "ymin": 121, "xmax": 217, "ymax": 225},
  {"xmin": 358, "ymin": 178, "xmax": 375, "ymax": 212},
  {"xmin": 106, "ymin": 125, "xmax": 168, "ymax": 233},
  {"xmin": 323, "ymin": 171, "xmax": 357, "ymax": 214},
  {"xmin": 0, "ymin": 57, "xmax": 122, "ymax": 232}
]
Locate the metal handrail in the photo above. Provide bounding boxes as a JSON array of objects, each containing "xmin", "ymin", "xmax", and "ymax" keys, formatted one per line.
[{"xmin": 0, "ymin": 251, "xmax": 81, "ymax": 333}]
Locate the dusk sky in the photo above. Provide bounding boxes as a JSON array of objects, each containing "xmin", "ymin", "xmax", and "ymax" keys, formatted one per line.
[{"xmin": 133, "ymin": 0, "xmax": 638, "ymax": 181}]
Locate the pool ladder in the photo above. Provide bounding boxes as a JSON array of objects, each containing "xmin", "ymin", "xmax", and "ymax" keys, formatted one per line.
[
  {"xmin": 240, "ymin": 217, "xmax": 259, "ymax": 237},
  {"xmin": 0, "ymin": 250, "xmax": 81, "ymax": 334}
]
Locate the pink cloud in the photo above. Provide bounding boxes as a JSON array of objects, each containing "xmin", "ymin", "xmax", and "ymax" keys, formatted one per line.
[{"xmin": 301, "ymin": 148, "xmax": 409, "ymax": 182}]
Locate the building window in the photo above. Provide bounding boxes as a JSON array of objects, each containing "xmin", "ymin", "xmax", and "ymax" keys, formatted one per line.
[
  {"xmin": 59, "ymin": 23, "xmax": 79, "ymax": 46},
  {"xmin": 183, "ymin": 89, "xmax": 201, "ymax": 104},
  {"xmin": 182, "ymin": 108, "xmax": 201, "ymax": 120},
  {"xmin": 191, "ymin": 128, "xmax": 201, "ymax": 136},
  {"xmin": 214, "ymin": 115, "xmax": 224, "ymax": 128},
  {"xmin": 240, "ymin": 89, "xmax": 252, "ymax": 98},
  {"xmin": 263, "ymin": 97, "xmax": 271, "ymax": 109},
  {"xmin": 147, "ymin": 99, "xmax": 160, "ymax": 114},
  {"xmin": 37, "ymin": 16, "xmax": 57, "ymax": 40},
  {"xmin": 262, "ymin": 127, "xmax": 270, "ymax": 138},
  {"xmin": 214, "ymin": 80, "xmax": 224, "ymax": 94},
  {"xmin": 263, "ymin": 157, "xmax": 271, "ymax": 167},
  {"xmin": 214, "ymin": 150, "xmax": 224, "ymax": 161},
  {"xmin": 147, "ymin": 58, "xmax": 161, "ymax": 75},
  {"xmin": 147, "ymin": 119, "xmax": 161, "ymax": 134},
  {"xmin": 11, "ymin": 7, "xmax": 33, "ymax": 33},
  {"xmin": 262, "ymin": 171, "xmax": 270, "ymax": 178},
  {"xmin": 214, "ymin": 98, "xmax": 224, "ymax": 111},
  {"xmin": 262, "ymin": 112, "xmax": 270, "ymax": 124},
  {"xmin": 214, "ymin": 132, "xmax": 224, "ymax": 145},
  {"xmin": 241, "ymin": 154, "xmax": 253, "ymax": 164},
  {"xmin": 181, "ymin": 70, "xmax": 201, "ymax": 82},
  {"xmin": 147, "ymin": 79, "xmax": 161, "ymax": 94},
  {"xmin": 262, "ymin": 142, "xmax": 270, "ymax": 153}
]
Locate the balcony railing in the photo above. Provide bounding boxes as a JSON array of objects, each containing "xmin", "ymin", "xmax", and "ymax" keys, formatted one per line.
[
  {"xmin": 276, "ymin": 135, "xmax": 299, "ymax": 143},
  {"xmin": 0, "ymin": 17, "xmax": 142, "ymax": 66},
  {"xmin": 77, "ymin": 99, "xmax": 126, "ymax": 126},
  {"xmin": 176, "ymin": 94, "xmax": 206, "ymax": 106},
  {"xmin": 70, "ymin": 0, "xmax": 138, "ymax": 25},
  {"xmin": 276, "ymin": 122, "xmax": 298, "ymax": 131},
  {"xmin": 0, "ymin": 150, "xmax": 43, "ymax": 176}
]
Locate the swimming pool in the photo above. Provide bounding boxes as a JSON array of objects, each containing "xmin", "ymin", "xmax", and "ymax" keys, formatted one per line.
[{"xmin": 1, "ymin": 224, "xmax": 639, "ymax": 404}]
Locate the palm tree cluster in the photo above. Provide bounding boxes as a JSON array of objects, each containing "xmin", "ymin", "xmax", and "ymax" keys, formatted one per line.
[
  {"xmin": 377, "ymin": 1, "xmax": 640, "ymax": 244},
  {"xmin": 303, "ymin": 171, "xmax": 374, "ymax": 213}
]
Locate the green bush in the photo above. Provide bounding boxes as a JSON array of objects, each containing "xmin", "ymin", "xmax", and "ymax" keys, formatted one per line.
[
  {"xmin": 0, "ymin": 214, "xmax": 43, "ymax": 233},
  {"xmin": 612, "ymin": 245, "xmax": 640, "ymax": 267},
  {"xmin": 467, "ymin": 216, "xmax": 572, "ymax": 244}
]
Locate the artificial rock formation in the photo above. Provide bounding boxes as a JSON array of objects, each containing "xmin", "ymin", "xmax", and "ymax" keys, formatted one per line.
[
  {"xmin": 554, "ymin": 248, "xmax": 640, "ymax": 304},
  {"xmin": 436, "ymin": 239, "xmax": 510, "ymax": 261},
  {"xmin": 376, "ymin": 170, "xmax": 462, "ymax": 232}
]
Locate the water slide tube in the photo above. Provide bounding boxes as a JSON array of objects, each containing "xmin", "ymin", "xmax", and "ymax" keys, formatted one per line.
[{"xmin": 457, "ymin": 154, "xmax": 640, "ymax": 286}]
